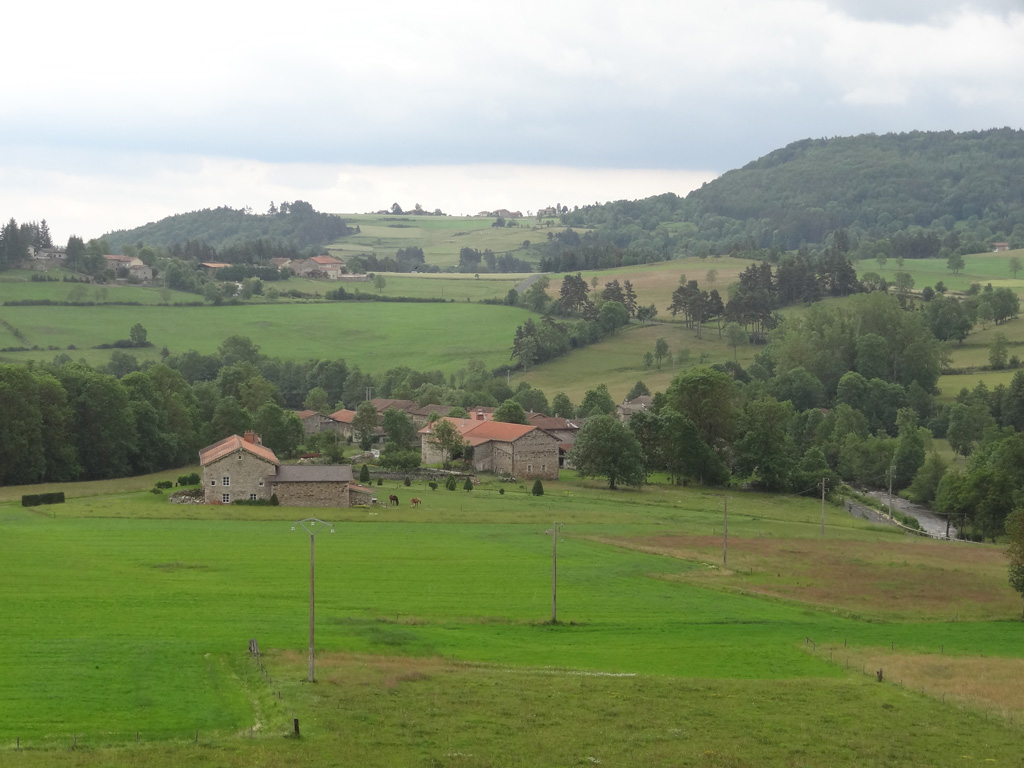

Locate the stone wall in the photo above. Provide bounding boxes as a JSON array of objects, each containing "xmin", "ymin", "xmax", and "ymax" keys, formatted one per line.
[
  {"xmin": 271, "ymin": 480, "xmax": 352, "ymax": 507},
  {"xmin": 505, "ymin": 431, "xmax": 559, "ymax": 479},
  {"xmin": 203, "ymin": 451, "xmax": 276, "ymax": 503}
]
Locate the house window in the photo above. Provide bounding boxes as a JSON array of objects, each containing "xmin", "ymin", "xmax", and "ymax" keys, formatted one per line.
[
  {"xmin": 222, "ymin": 476, "xmax": 230, "ymax": 486},
  {"xmin": 249, "ymin": 493, "xmax": 257, "ymax": 501},
  {"xmin": 527, "ymin": 464, "xmax": 533, "ymax": 474},
  {"xmin": 258, "ymin": 479, "xmax": 264, "ymax": 487},
  {"xmin": 222, "ymin": 493, "xmax": 231, "ymax": 504},
  {"xmin": 210, "ymin": 479, "xmax": 216, "ymax": 486},
  {"xmin": 237, "ymin": 454, "xmax": 242, "ymax": 460}
]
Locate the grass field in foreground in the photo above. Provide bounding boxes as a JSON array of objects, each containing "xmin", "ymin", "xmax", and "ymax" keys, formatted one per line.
[{"xmin": 2, "ymin": 469, "xmax": 1023, "ymax": 766}]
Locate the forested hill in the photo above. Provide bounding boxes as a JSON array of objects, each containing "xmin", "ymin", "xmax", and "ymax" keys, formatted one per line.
[
  {"xmin": 556, "ymin": 128, "xmax": 1024, "ymax": 264},
  {"xmin": 102, "ymin": 201, "xmax": 352, "ymax": 255}
]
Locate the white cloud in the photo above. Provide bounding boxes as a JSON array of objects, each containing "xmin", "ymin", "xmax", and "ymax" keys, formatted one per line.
[
  {"xmin": 1, "ymin": 0, "xmax": 1022, "ymax": 236},
  {"xmin": 0, "ymin": 152, "xmax": 717, "ymax": 243}
]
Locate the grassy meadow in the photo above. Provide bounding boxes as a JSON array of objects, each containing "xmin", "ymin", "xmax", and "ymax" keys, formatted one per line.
[
  {"xmin": 2, "ymin": 471, "xmax": 1023, "ymax": 765},
  {"xmin": 326, "ymin": 214, "xmax": 565, "ymax": 269},
  {"xmin": 0, "ymin": 302, "xmax": 531, "ymax": 372}
]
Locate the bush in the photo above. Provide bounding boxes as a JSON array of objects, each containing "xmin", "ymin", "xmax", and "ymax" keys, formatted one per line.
[
  {"xmin": 532, "ymin": 479, "xmax": 544, "ymax": 496},
  {"xmin": 499, "ymin": 487, "xmax": 505, "ymax": 495},
  {"xmin": 177, "ymin": 472, "xmax": 201, "ymax": 486},
  {"xmin": 403, "ymin": 477, "xmax": 411, "ymax": 487},
  {"xmin": 21, "ymin": 492, "xmax": 65, "ymax": 507},
  {"xmin": 150, "ymin": 488, "xmax": 163, "ymax": 495},
  {"xmin": 155, "ymin": 480, "xmax": 173, "ymax": 489},
  {"xmin": 270, "ymin": 494, "xmax": 279, "ymax": 506},
  {"xmin": 359, "ymin": 464, "xmax": 370, "ymax": 483},
  {"xmin": 445, "ymin": 476, "xmax": 458, "ymax": 491},
  {"xmin": 429, "ymin": 481, "xmax": 438, "ymax": 490},
  {"xmin": 377, "ymin": 477, "xmax": 383, "ymax": 486},
  {"xmin": 464, "ymin": 477, "xmax": 474, "ymax": 491}
]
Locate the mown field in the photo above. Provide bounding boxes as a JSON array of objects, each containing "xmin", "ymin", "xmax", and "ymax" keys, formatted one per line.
[{"xmin": 2, "ymin": 471, "xmax": 1023, "ymax": 766}]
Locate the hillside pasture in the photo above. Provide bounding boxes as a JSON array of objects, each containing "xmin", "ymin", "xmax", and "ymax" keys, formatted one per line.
[
  {"xmin": 287, "ymin": 272, "xmax": 530, "ymax": 302},
  {"xmin": 856, "ymin": 249, "xmax": 1024, "ymax": 296},
  {"xmin": 327, "ymin": 214, "xmax": 564, "ymax": 269},
  {"xmin": 0, "ymin": 301, "xmax": 530, "ymax": 372},
  {"xmin": 0, "ymin": 271, "xmax": 197, "ymax": 305},
  {"xmin": 519, "ymin": 320, "xmax": 755, "ymax": 403}
]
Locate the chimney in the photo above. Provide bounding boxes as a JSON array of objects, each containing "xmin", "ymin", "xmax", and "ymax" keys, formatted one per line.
[{"xmin": 243, "ymin": 431, "xmax": 259, "ymax": 444}]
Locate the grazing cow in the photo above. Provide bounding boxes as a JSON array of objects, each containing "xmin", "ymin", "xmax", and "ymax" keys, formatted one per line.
[
  {"xmin": 410, "ymin": 497, "xmax": 421, "ymax": 507},
  {"xmin": 389, "ymin": 494, "xmax": 399, "ymax": 506}
]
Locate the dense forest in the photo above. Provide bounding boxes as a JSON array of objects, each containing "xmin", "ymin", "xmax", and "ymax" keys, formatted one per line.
[
  {"xmin": 537, "ymin": 129, "xmax": 1024, "ymax": 271},
  {"xmin": 102, "ymin": 201, "xmax": 353, "ymax": 255}
]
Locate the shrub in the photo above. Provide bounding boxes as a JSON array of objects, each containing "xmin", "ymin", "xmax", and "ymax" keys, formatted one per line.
[
  {"xmin": 403, "ymin": 477, "xmax": 411, "ymax": 487},
  {"xmin": 359, "ymin": 464, "xmax": 370, "ymax": 483},
  {"xmin": 464, "ymin": 477, "xmax": 473, "ymax": 491},
  {"xmin": 445, "ymin": 476, "xmax": 458, "ymax": 491},
  {"xmin": 270, "ymin": 494, "xmax": 279, "ymax": 506},
  {"xmin": 429, "ymin": 481, "xmax": 438, "ymax": 491},
  {"xmin": 150, "ymin": 488, "xmax": 163, "ymax": 495},
  {"xmin": 377, "ymin": 477, "xmax": 383, "ymax": 486},
  {"xmin": 499, "ymin": 487, "xmax": 505, "ymax": 495},
  {"xmin": 177, "ymin": 472, "xmax": 201, "ymax": 486},
  {"xmin": 155, "ymin": 480, "xmax": 173, "ymax": 489},
  {"xmin": 532, "ymin": 479, "xmax": 544, "ymax": 496}
]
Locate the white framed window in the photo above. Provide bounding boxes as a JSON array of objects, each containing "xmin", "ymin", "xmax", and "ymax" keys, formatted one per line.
[
  {"xmin": 222, "ymin": 476, "xmax": 230, "ymax": 486},
  {"xmin": 249, "ymin": 493, "xmax": 257, "ymax": 501},
  {"xmin": 222, "ymin": 493, "xmax": 231, "ymax": 504},
  {"xmin": 258, "ymin": 479, "xmax": 264, "ymax": 487}
]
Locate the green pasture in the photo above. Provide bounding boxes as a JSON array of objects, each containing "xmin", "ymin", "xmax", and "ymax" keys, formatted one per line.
[
  {"xmin": 856, "ymin": 249, "xmax": 1024, "ymax": 295},
  {"xmin": 520, "ymin": 321, "xmax": 754, "ymax": 403},
  {"xmin": 287, "ymin": 272, "xmax": 531, "ymax": 302},
  {"xmin": 0, "ymin": 302, "xmax": 529, "ymax": 372},
  {"xmin": 0, "ymin": 271, "xmax": 196, "ymax": 306},
  {"xmin": 327, "ymin": 214, "xmax": 564, "ymax": 269},
  {"xmin": 2, "ymin": 472, "xmax": 1022, "ymax": 764}
]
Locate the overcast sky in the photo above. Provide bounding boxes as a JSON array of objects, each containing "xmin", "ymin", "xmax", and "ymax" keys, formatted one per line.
[{"xmin": 2, "ymin": 0, "xmax": 1023, "ymax": 242}]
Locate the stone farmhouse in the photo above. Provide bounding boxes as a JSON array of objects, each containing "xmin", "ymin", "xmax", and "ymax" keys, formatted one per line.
[
  {"xmin": 617, "ymin": 395, "xmax": 652, "ymax": 422},
  {"xmin": 199, "ymin": 432, "xmax": 372, "ymax": 507},
  {"xmin": 419, "ymin": 416, "xmax": 559, "ymax": 479},
  {"xmin": 526, "ymin": 415, "xmax": 580, "ymax": 468},
  {"xmin": 293, "ymin": 255, "xmax": 345, "ymax": 279},
  {"xmin": 103, "ymin": 254, "xmax": 153, "ymax": 282}
]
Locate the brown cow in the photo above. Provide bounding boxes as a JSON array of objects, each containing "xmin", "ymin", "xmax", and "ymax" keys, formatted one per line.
[{"xmin": 410, "ymin": 497, "xmax": 421, "ymax": 507}]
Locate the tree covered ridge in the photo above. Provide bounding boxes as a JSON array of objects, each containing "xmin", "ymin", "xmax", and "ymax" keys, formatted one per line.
[
  {"xmin": 102, "ymin": 201, "xmax": 353, "ymax": 255},
  {"xmin": 552, "ymin": 128, "xmax": 1024, "ymax": 263}
]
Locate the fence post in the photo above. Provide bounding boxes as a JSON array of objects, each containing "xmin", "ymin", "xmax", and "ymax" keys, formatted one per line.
[{"xmin": 293, "ymin": 718, "xmax": 300, "ymax": 738}]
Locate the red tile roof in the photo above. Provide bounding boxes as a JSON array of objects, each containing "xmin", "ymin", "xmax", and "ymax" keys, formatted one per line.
[
  {"xmin": 199, "ymin": 434, "xmax": 280, "ymax": 466},
  {"xmin": 328, "ymin": 408, "xmax": 356, "ymax": 424},
  {"xmin": 294, "ymin": 409, "xmax": 318, "ymax": 420},
  {"xmin": 419, "ymin": 417, "xmax": 538, "ymax": 444},
  {"xmin": 311, "ymin": 255, "xmax": 343, "ymax": 265}
]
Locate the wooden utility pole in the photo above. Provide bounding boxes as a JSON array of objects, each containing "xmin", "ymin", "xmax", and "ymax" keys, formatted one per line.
[
  {"xmin": 294, "ymin": 518, "xmax": 334, "ymax": 683},
  {"xmin": 723, "ymin": 495, "xmax": 728, "ymax": 567},
  {"xmin": 546, "ymin": 522, "xmax": 563, "ymax": 622},
  {"xmin": 821, "ymin": 477, "xmax": 826, "ymax": 538}
]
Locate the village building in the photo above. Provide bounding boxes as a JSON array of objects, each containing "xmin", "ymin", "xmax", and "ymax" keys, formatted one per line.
[
  {"xmin": 419, "ymin": 416, "xmax": 559, "ymax": 479},
  {"xmin": 293, "ymin": 409, "xmax": 339, "ymax": 435},
  {"xmin": 103, "ymin": 254, "xmax": 153, "ymax": 282},
  {"xmin": 617, "ymin": 395, "xmax": 652, "ymax": 422},
  {"xmin": 198, "ymin": 431, "xmax": 372, "ymax": 507},
  {"xmin": 292, "ymin": 255, "xmax": 345, "ymax": 280},
  {"xmin": 527, "ymin": 415, "xmax": 581, "ymax": 469}
]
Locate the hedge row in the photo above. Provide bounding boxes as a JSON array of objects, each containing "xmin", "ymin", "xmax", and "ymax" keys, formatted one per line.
[{"xmin": 22, "ymin": 492, "xmax": 66, "ymax": 507}]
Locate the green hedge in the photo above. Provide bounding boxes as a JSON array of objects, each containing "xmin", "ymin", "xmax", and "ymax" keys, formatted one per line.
[{"xmin": 22, "ymin": 492, "xmax": 66, "ymax": 507}]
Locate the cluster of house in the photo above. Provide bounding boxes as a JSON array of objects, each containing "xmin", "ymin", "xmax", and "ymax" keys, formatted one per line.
[
  {"xmin": 198, "ymin": 395, "xmax": 653, "ymax": 507},
  {"xmin": 201, "ymin": 254, "xmax": 368, "ymax": 282},
  {"xmin": 295, "ymin": 398, "xmax": 581, "ymax": 481}
]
